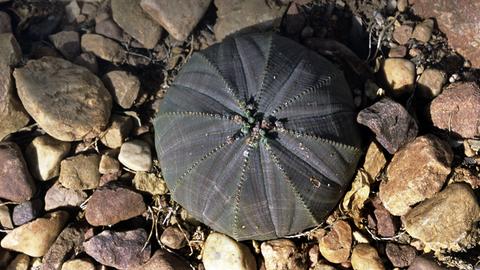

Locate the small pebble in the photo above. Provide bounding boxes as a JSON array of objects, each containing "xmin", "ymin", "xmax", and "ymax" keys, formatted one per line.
[
  {"xmin": 99, "ymin": 154, "xmax": 121, "ymax": 175},
  {"xmin": 261, "ymin": 239, "xmax": 306, "ymax": 270},
  {"xmin": 319, "ymin": 220, "xmax": 352, "ymax": 264},
  {"xmin": 25, "ymin": 135, "xmax": 71, "ymax": 181},
  {"xmin": 412, "ymin": 19, "xmax": 434, "ymax": 43},
  {"xmin": 6, "ymin": 253, "xmax": 29, "ymax": 270},
  {"xmin": 133, "ymin": 171, "xmax": 168, "ymax": 195},
  {"xmin": 59, "ymin": 154, "xmax": 101, "ymax": 190},
  {"xmin": 351, "ymin": 244, "xmax": 385, "ymax": 270},
  {"xmin": 100, "ymin": 114, "xmax": 133, "ymax": 149},
  {"xmin": 0, "ymin": 204, "xmax": 13, "ymax": 229},
  {"xmin": 203, "ymin": 232, "xmax": 256, "ymax": 270},
  {"xmin": 385, "ymin": 243, "xmax": 416, "ymax": 268},
  {"xmin": 12, "ymin": 199, "xmax": 43, "ymax": 226},
  {"xmin": 397, "ymin": 0, "xmax": 408, "ymax": 12},
  {"xmin": 388, "ymin": 45, "xmax": 407, "ymax": 58},
  {"xmin": 392, "ymin": 24, "xmax": 413, "ymax": 45},
  {"xmin": 417, "ymin": 68, "xmax": 446, "ymax": 99},
  {"xmin": 81, "ymin": 33, "xmax": 126, "ymax": 64},
  {"xmin": 381, "ymin": 58, "xmax": 416, "ymax": 95},
  {"xmin": 118, "ymin": 140, "xmax": 153, "ymax": 171},
  {"xmin": 44, "ymin": 181, "xmax": 88, "ymax": 211},
  {"xmin": 102, "ymin": 71, "xmax": 140, "ymax": 109},
  {"xmin": 160, "ymin": 226, "xmax": 188, "ymax": 250},
  {"xmin": 61, "ymin": 259, "xmax": 95, "ymax": 270},
  {"xmin": 49, "ymin": 31, "xmax": 80, "ymax": 60}
]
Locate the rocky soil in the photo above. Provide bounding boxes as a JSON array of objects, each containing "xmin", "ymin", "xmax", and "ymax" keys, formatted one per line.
[{"xmin": 0, "ymin": 0, "xmax": 479, "ymax": 269}]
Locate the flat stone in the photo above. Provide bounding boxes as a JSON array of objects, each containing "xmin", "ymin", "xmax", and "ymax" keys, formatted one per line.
[
  {"xmin": 41, "ymin": 225, "xmax": 86, "ymax": 270},
  {"xmin": 412, "ymin": 19, "xmax": 434, "ymax": 43},
  {"xmin": 403, "ymin": 183, "xmax": 480, "ymax": 251},
  {"xmin": 12, "ymin": 199, "xmax": 43, "ymax": 226},
  {"xmin": 131, "ymin": 249, "xmax": 190, "ymax": 270},
  {"xmin": 393, "ymin": 24, "xmax": 413, "ymax": 45},
  {"xmin": 0, "ymin": 11, "xmax": 12, "ymax": 33},
  {"xmin": 203, "ymin": 232, "xmax": 256, "ymax": 270},
  {"xmin": 111, "ymin": 0, "xmax": 162, "ymax": 49},
  {"xmin": 95, "ymin": 17, "xmax": 125, "ymax": 43},
  {"xmin": 73, "ymin": 52, "xmax": 98, "ymax": 74},
  {"xmin": 407, "ymin": 256, "xmax": 444, "ymax": 270},
  {"xmin": 357, "ymin": 98, "xmax": 418, "ymax": 154},
  {"xmin": 214, "ymin": 0, "xmax": 287, "ymax": 41},
  {"xmin": 59, "ymin": 154, "xmax": 101, "ymax": 190},
  {"xmin": 44, "ymin": 181, "xmax": 88, "ymax": 211},
  {"xmin": 0, "ymin": 142, "xmax": 36, "ymax": 202},
  {"xmin": 261, "ymin": 239, "xmax": 306, "ymax": 270},
  {"xmin": 385, "ymin": 243, "xmax": 416, "ymax": 268},
  {"xmin": 0, "ymin": 204, "xmax": 13, "ymax": 229},
  {"xmin": 118, "ymin": 139, "xmax": 152, "ymax": 171},
  {"xmin": 351, "ymin": 244, "xmax": 385, "ymax": 270},
  {"xmin": 61, "ymin": 259, "xmax": 95, "ymax": 270},
  {"xmin": 102, "ymin": 70, "xmax": 141, "ymax": 109},
  {"xmin": 14, "ymin": 56, "xmax": 112, "ymax": 141},
  {"xmin": 6, "ymin": 253, "xmax": 29, "ymax": 270},
  {"xmin": 0, "ymin": 65, "xmax": 30, "ymax": 140},
  {"xmin": 49, "ymin": 31, "xmax": 80, "ymax": 60},
  {"xmin": 99, "ymin": 154, "xmax": 120, "ymax": 174},
  {"xmin": 133, "ymin": 171, "xmax": 168, "ymax": 195},
  {"xmin": 83, "ymin": 228, "xmax": 151, "ymax": 269},
  {"xmin": 381, "ymin": 58, "xmax": 415, "ymax": 95},
  {"xmin": 1, "ymin": 211, "xmax": 69, "ymax": 257},
  {"xmin": 100, "ymin": 115, "xmax": 133, "ymax": 148},
  {"xmin": 379, "ymin": 135, "xmax": 453, "ymax": 216},
  {"xmin": 81, "ymin": 33, "xmax": 126, "ymax": 64},
  {"xmin": 0, "ymin": 33, "xmax": 21, "ymax": 66},
  {"xmin": 140, "ymin": 0, "xmax": 211, "ymax": 41},
  {"xmin": 85, "ymin": 184, "xmax": 146, "ymax": 226},
  {"xmin": 319, "ymin": 220, "xmax": 352, "ymax": 264},
  {"xmin": 429, "ymin": 82, "xmax": 480, "ymax": 138},
  {"xmin": 160, "ymin": 226, "xmax": 188, "ymax": 250},
  {"xmin": 411, "ymin": 0, "xmax": 480, "ymax": 68},
  {"xmin": 25, "ymin": 135, "xmax": 71, "ymax": 181},
  {"xmin": 417, "ymin": 68, "xmax": 446, "ymax": 99}
]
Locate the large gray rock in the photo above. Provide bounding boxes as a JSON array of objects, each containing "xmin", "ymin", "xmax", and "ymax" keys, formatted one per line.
[
  {"xmin": 140, "ymin": 0, "xmax": 211, "ymax": 41},
  {"xmin": 111, "ymin": 0, "xmax": 162, "ymax": 49},
  {"xmin": 0, "ymin": 142, "xmax": 36, "ymax": 202},
  {"xmin": 13, "ymin": 57, "xmax": 112, "ymax": 141},
  {"xmin": 0, "ymin": 64, "xmax": 29, "ymax": 140},
  {"xmin": 25, "ymin": 135, "xmax": 71, "ymax": 181}
]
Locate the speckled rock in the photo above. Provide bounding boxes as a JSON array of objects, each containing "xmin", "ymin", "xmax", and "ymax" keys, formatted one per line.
[
  {"xmin": 203, "ymin": 232, "xmax": 256, "ymax": 270},
  {"xmin": 133, "ymin": 171, "xmax": 168, "ymax": 195},
  {"xmin": 140, "ymin": 0, "xmax": 211, "ymax": 41},
  {"xmin": 85, "ymin": 184, "xmax": 146, "ymax": 226},
  {"xmin": 0, "ymin": 142, "xmax": 36, "ymax": 202},
  {"xmin": 49, "ymin": 31, "xmax": 80, "ymax": 60},
  {"xmin": 385, "ymin": 243, "xmax": 416, "ymax": 268},
  {"xmin": 111, "ymin": 0, "xmax": 162, "ymax": 49},
  {"xmin": 429, "ymin": 82, "xmax": 480, "ymax": 138},
  {"xmin": 61, "ymin": 259, "xmax": 95, "ymax": 270},
  {"xmin": 160, "ymin": 226, "xmax": 188, "ymax": 250},
  {"xmin": 403, "ymin": 183, "xmax": 480, "ymax": 251},
  {"xmin": 118, "ymin": 140, "xmax": 152, "ymax": 171},
  {"xmin": 59, "ymin": 154, "xmax": 100, "ymax": 190},
  {"xmin": 132, "ymin": 249, "xmax": 190, "ymax": 270},
  {"xmin": 83, "ymin": 229, "xmax": 151, "ymax": 269},
  {"xmin": 12, "ymin": 199, "xmax": 43, "ymax": 226},
  {"xmin": 417, "ymin": 68, "xmax": 446, "ymax": 99},
  {"xmin": 81, "ymin": 34, "xmax": 126, "ymax": 64},
  {"xmin": 0, "ymin": 211, "xmax": 69, "ymax": 257},
  {"xmin": 44, "ymin": 181, "xmax": 88, "ymax": 211},
  {"xmin": 351, "ymin": 244, "xmax": 385, "ymax": 270},
  {"xmin": 319, "ymin": 220, "xmax": 352, "ymax": 264},
  {"xmin": 0, "ymin": 33, "xmax": 21, "ymax": 66},
  {"xmin": 25, "ymin": 135, "xmax": 71, "ymax": 181},
  {"xmin": 102, "ymin": 71, "xmax": 140, "ymax": 109},
  {"xmin": 41, "ymin": 225, "xmax": 86, "ymax": 270},
  {"xmin": 261, "ymin": 239, "xmax": 307, "ymax": 270},
  {"xmin": 100, "ymin": 115, "xmax": 133, "ymax": 148},
  {"xmin": 357, "ymin": 98, "xmax": 418, "ymax": 154},
  {"xmin": 381, "ymin": 58, "xmax": 415, "ymax": 95},
  {"xmin": 0, "ymin": 65, "xmax": 30, "ymax": 140},
  {"xmin": 13, "ymin": 56, "xmax": 112, "ymax": 141},
  {"xmin": 379, "ymin": 135, "xmax": 453, "ymax": 216}
]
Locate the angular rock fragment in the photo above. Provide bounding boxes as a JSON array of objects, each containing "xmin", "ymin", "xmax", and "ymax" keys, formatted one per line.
[
  {"xmin": 59, "ymin": 154, "xmax": 101, "ymax": 190},
  {"xmin": 25, "ymin": 135, "xmax": 71, "ymax": 181}
]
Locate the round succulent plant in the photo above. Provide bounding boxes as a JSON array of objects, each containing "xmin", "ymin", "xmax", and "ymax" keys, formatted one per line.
[{"xmin": 154, "ymin": 32, "xmax": 361, "ymax": 240}]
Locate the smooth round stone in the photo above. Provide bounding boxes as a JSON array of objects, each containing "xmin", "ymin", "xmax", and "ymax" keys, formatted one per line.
[
  {"xmin": 118, "ymin": 140, "xmax": 152, "ymax": 171},
  {"xmin": 202, "ymin": 232, "xmax": 256, "ymax": 270}
]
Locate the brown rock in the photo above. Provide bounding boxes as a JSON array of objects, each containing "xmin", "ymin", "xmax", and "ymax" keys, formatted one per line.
[
  {"xmin": 6, "ymin": 253, "xmax": 29, "ymax": 270},
  {"xmin": 0, "ymin": 204, "xmax": 13, "ymax": 229},
  {"xmin": 0, "ymin": 33, "xmax": 21, "ymax": 66},
  {"xmin": 102, "ymin": 71, "xmax": 140, "ymax": 109},
  {"xmin": 61, "ymin": 259, "xmax": 95, "ymax": 270},
  {"xmin": 99, "ymin": 154, "xmax": 120, "ymax": 175},
  {"xmin": 381, "ymin": 58, "xmax": 415, "ymax": 95},
  {"xmin": 407, "ymin": 256, "xmax": 444, "ymax": 270},
  {"xmin": 0, "ymin": 211, "xmax": 69, "ymax": 257},
  {"xmin": 85, "ymin": 184, "xmax": 146, "ymax": 226},
  {"xmin": 417, "ymin": 68, "xmax": 446, "ymax": 99},
  {"xmin": 12, "ymin": 199, "xmax": 43, "ymax": 226},
  {"xmin": 14, "ymin": 56, "xmax": 112, "ymax": 141},
  {"xmin": 379, "ymin": 135, "xmax": 453, "ymax": 216},
  {"xmin": 385, "ymin": 243, "xmax": 416, "ymax": 268},
  {"xmin": 0, "ymin": 65, "xmax": 30, "ymax": 140},
  {"xmin": 371, "ymin": 197, "xmax": 397, "ymax": 237},
  {"xmin": 397, "ymin": 0, "xmax": 408, "ymax": 12},
  {"xmin": 412, "ymin": 19, "xmax": 434, "ymax": 43},
  {"xmin": 140, "ymin": 0, "xmax": 211, "ymax": 41},
  {"xmin": 388, "ymin": 45, "xmax": 407, "ymax": 58},
  {"xmin": 0, "ymin": 142, "xmax": 36, "ymax": 202},
  {"xmin": 357, "ymin": 98, "xmax": 418, "ymax": 154},
  {"xmin": 429, "ymin": 82, "xmax": 480, "ymax": 138},
  {"xmin": 81, "ymin": 33, "xmax": 126, "ymax": 64},
  {"xmin": 351, "ymin": 244, "xmax": 385, "ymax": 270},
  {"xmin": 261, "ymin": 239, "xmax": 306, "ymax": 270},
  {"xmin": 214, "ymin": 0, "xmax": 287, "ymax": 41},
  {"xmin": 132, "ymin": 249, "xmax": 190, "ymax": 270},
  {"xmin": 362, "ymin": 141, "xmax": 387, "ymax": 180},
  {"xmin": 49, "ymin": 31, "xmax": 80, "ymax": 60},
  {"xmin": 160, "ymin": 226, "xmax": 188, "ymax": 250},
  {"xmin": 403, "ymin": 183, "xmax": 480, "ymax": 251},
  {"xmin": 44, "ymin": 181, "xmax": 88, "ymax": 211},
  {"xmin": 25, "ymin": 135, "xmax": 71, "ymax": 181},
  {"xmin": 100, "ymin": 115, "xmax": 133, "ymax": 148},
  {"xmin": 41, "ymin": 224, "xmax": 86, "ymax": 270},
  {"xmin": 74, "ymin": 52, "xmax": 98, "ymax": 74},
  {"xmin": 83, "ymin": 229, "xmax": 151, "ymax": 269},
  {"xmin": 133, "ymin": 171, "xmax": 168, "ymax": 195},
  {"xmin": 411, "ymin": 0, "xmax": 480, "ymax": 68},
  {"xmin": 203, "ymin": 232, "xmax": 256, "ymax": 270},
  {"xmin": 95, "ymin": 18, "xmax": 125, "ymax": 43},
  {"xmin": 319, "ymin": 220, "xmax": 352, "ymax": 264},
  {"xmin": 59, "ymin": 154, "xmax": 100, "ymax": 190},
  {"xmin": 0, "ymin": 11, "xmax": 12, "ymax": 33},
  {"xmin": 111, "ymin": 0, "xmax": 162, "ymax": 49},
  {"xmin": 393, "ymin": 24, "xmax": 413, "ymax": 45}
]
